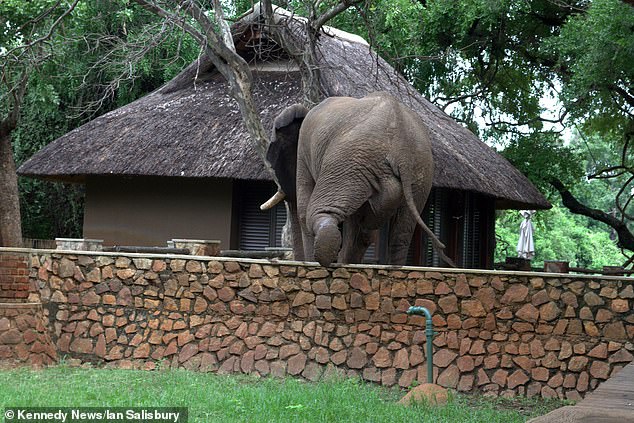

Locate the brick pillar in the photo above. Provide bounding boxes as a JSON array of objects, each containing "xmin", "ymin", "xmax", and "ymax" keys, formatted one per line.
[{"xmin": 0, "ymin": 252, "xmax": 31, "ymax": 301}]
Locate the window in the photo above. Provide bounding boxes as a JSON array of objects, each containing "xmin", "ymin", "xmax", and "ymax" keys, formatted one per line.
[{"xmin": 236, "ymin": 181, "xmax": 287, "ymax": 250}]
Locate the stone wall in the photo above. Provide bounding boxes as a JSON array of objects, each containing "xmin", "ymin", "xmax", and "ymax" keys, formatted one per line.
[
  {"xmin": 0, "ymin": 303, "xmax": 58, "ymax": 367},
  {"xmin": 1, "ymin": 248, "xmax": 633, "ymax": 400},
  {"xmin": 0, "ymin": 251, "xmax": 57, "ymax": 367}
]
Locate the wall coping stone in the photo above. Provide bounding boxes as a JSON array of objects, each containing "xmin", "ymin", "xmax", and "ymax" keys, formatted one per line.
[
  {"xmin": 170, "ymin": 239, "xmax": 221, "ymax": 243},
  {"xmin": 54, "ymin": 238, "xmax": 104, "ymax": 242},
  {"xmin": 1, "ymin": 246, "xmax": 632, "ymax": 282},
  {"xmin": 0, "ymin": 302, "xmax": 43, "ymax": 309}
]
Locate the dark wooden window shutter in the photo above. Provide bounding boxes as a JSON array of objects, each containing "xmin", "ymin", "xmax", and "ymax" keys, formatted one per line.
[{"xmin": 237, "ymin": 181, "xmax": 287, "ymax": 250}]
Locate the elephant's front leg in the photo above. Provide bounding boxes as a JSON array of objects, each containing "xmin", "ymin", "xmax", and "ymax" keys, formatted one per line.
[
  {"xmin": 339, "ymin": 215, "xmax": 377, "ymax": 265},
  {"xmin": 296, "ymin": 159, "xmax": 317, "ymax": 262},
  {"xmin": 286, "ymin": 201, "xmax": 305, "ymax": 261}
]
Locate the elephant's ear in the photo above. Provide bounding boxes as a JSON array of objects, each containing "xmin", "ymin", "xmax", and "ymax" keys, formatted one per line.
[{"xmin": 267, "ymin": 104, "xmax": 308, "ymax": 203}]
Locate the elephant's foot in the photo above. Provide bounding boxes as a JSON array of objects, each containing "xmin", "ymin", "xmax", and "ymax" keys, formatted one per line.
[{"xmin": 313, "ymin": 217, "xmax": 341, "ymax": 267}]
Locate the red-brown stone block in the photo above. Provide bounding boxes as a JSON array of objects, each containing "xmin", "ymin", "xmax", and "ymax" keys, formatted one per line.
[
  {"xmin": 461, "ymin": 299, "xmax": 486, "ymax": 317},
  {"xmin": 434, "ymin": 349, "xmax": 458, "ymax": 368},
  {"xmin": 507, "ymin": 370, "xmax": 529, "ymax": 389},
  {"xmin": 589, "ymin": 360, "xmax": 611, "ymax": 379},
  {"xmin": 501, "ymin": 284, "xmax": 529, "ymax": 304},
  {"xmin": 437, "ymin": 364, "xmax": 460, "ymax": 388}
]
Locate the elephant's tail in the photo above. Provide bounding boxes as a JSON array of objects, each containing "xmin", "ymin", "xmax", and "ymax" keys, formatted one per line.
[{"xmin": 401, "ymin": 171, "xmax": 457, "ymax": 268}]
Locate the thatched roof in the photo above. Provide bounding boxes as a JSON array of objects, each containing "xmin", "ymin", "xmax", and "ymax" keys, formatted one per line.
[{"xmin": 18, "ymin": 5, "xmax": 550, "ymax": 210}]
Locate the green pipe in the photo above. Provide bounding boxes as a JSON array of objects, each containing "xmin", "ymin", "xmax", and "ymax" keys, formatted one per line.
[{"xmin": 407, "ymin": 306, "xmax": 434, "ymax": 384}]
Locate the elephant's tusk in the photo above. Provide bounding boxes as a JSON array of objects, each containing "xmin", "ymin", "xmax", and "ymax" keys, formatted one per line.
[{"xmin": 260, "ymin": 190, "xmax": 286, "ymax": 210}]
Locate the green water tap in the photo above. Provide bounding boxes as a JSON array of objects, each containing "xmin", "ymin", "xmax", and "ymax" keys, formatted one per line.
[{"xmin": 407, "ymin": 306, "xmax": 435, "ymax": 384}]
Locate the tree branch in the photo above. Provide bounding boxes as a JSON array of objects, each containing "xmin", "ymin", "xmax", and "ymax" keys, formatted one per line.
[
  {"xmin": 551, "ymin": 178, "xmax": 634, "ymax": 252},
  {"xmin": 615, "ymin": 174, "xmax": 634, "ymax": 220},
  {"xmin": 132, "ymin": 0, "xmax": 205, "ymax": 44},
  {"xmin": 610, "ymin": 83, "xmax": 634, "ymax": 109},
  {"xmin": 312, "ymin": 0, "xmax": 362, "ymax": 31},
  {"xmin": 2, "ymin": 0, "xmax": 81, "ymax": 64},
  {"xmin": 589, "ymin": 165, "xmax": 631, "ymax": 180},
  {"xmin": 211, "ymin": 0, "xmax": 235, "ymax": 51},
  {"xmin": 488, "ymin": 109, "xmax": 569, "ymax": 127},
  {"xmin": 0, "ymin": 69, "xmax": 28, "ymax": 135}
]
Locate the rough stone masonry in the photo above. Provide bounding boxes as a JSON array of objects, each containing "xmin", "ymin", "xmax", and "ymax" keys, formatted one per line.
[{"xmin": 0, "ymin": 248, "xmax": 632, "ymax": 400}]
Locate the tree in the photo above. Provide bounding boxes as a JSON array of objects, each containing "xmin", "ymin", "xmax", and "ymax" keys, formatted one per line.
[
  {"xmin": 0, "ymin": 70, "xmax": 26, "ymax": 247},
  {"xmin": 336, "ymin": 0, "xmax": 634, "ymax": 265},
  {"xmin": 1, "ymin": 0, "xmax": 82, "ymax": 246},
  {"xmin": 1, "ymin": 1, "xmax": 204, "ymax": 245},
  {"xmin": 130, "ymin": 0, "xmax": 363, "ymax": 180},
  {"xmin": 2, "ymin": 1, "xmax": 366, "ymax": 247}
]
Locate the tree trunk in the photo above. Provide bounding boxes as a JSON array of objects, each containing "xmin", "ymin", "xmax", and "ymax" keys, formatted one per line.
[
  {"xmin": 0, "ymin": 127, "xmax": 23, "ymax": 247},
  {"xmin": 201, "ymin": 45, "xmax": 278, "ymax": 184},
  {"xmin": 261, "ymin": 1, "xmax": 326, "ymax": 108}
]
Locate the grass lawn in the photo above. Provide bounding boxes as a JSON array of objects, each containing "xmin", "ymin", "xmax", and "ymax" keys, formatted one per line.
[{"xmin": 0, "ymin": 366, "xmax": 566, "ymax": 422}]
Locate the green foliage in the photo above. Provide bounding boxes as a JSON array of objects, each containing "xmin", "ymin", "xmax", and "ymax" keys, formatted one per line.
[
  {"xmin": 11, "ymin": 78, "xmax": 83, "ymax": 238},
  {"xmin": 499, "ymin": 130, "xmax": 628, "ymax": 268},
  {"xmin": 496, "ymin": 203, "xmax": 625, "ymax": 269},
  {"xmin": 19, "ymin": 180, "xmax": 84, "ymax": 239},
  {"xmin": 547, "ymin": 0, "xmax": 634, "ymax": 134},
  {"xmin": 334, "ymin": 0, "xmax": 569, "ymax": 137},
  {"xmin": 0, "ymin": 0, "xmax": 64, "ymax": 43},
  {"xmin": 0, "ymin": 367, "xmax": 567, "ymax": 422},
  {"xmin": 3, "ymin": 0, "xmax": 199, "ymax": 240},
  {"xmin": 502, "ymin": 132, "xmax": 584, "ymax": 197},
  {"xmin": 45, "ymin": 1, "xmax": 199, "ymax": 112}
]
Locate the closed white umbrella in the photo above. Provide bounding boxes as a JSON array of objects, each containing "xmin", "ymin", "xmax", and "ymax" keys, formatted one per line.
[{"xmin": 517, "ymin": 210, "xmax": 536, "ymax": 260}]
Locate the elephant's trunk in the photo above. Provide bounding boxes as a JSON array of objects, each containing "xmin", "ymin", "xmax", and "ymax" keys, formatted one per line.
[
  {"xmin": 260, "ymin": 190, "xmax": 286, "ymax": 210},
  {"xmin": 313, "ymin": 216, "xmax": 341, "ymax": 267}
]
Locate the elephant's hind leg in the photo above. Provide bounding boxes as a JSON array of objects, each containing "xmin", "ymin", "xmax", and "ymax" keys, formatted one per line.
[{"xmin": 387, "ymin": 205, "xmax": 418, "ymax": 265}]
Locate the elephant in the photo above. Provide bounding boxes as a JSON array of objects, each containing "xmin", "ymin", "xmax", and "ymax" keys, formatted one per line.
[{"xmin": 262, "ymin": 91, "xmax": 454, "ymax": 267}]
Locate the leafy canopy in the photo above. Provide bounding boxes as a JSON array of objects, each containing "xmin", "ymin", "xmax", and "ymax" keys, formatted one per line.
[
  {"xmin": 3, "ymin": 0, "xmax": 199, "ymax": 239},
  {"xmin": 334, "ymin": 0, "xmax": 633, "ymax": 264}
]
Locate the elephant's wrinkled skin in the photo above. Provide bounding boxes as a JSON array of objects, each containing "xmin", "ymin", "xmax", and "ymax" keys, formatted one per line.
[{"xmin": 264, "ymin": 92, "xmax": 452, "ymax": 267}]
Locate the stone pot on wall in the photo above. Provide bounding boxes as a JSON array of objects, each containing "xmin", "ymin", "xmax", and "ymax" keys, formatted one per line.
[
  {"xmin": 169, "ymin": 239, "xmax": 221, "ymax": 256},
  {"xmin": 544, "ymin": 261, "xmax": 569, "ymax": 273},
  {"xmin": 55, "ymin": 238, "xmax": 103, "ymax": 252}
]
